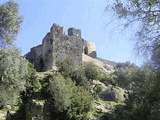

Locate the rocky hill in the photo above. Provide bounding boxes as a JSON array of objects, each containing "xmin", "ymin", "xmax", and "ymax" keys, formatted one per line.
[{"xmin": 0, "ymin": 24, "xmax": 127, "ymax": 120}]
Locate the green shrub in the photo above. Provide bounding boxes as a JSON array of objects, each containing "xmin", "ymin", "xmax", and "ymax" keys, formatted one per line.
[
  {"xmin": 26, "ymin": 69, "xmax": 41, "ymax": 94},
  {"xmin": 70, "ymin": 67, "xmax": 88, "ymax": 86},
  {"xmin": 96, "ymin": 68, "xmax": 116, "ymax": 85},
  {"xmin": 93, "ymin": 84, "xmax": 102, "ymax": 98},
  {"xmin": 44, "ymin": 73, "xmax": 92, "ymax": 120},
  {"xmin": 56, "ymin": 59, "xmax": 74, "ymax": 77},
  {"xmin": 113, "ymin": 62, "xmax": 140, "ymax": 89},
  {"xmin": 84, "ymin": 63, "xmax": 99, "ymax": 80},
  {"xmin": 84, "ymin": 63, "xmax": 115, "ymax": 85},
  {"xmin": 48, "ymin": 74, "xmax": 73, "ymax": 112},
  {"xmin": 70, "ymin": 86, "xmax": 93, "ymax": 120},
  {"xmin": 56, "ymin": 60, "xmax": 88, "ymax": 86}
]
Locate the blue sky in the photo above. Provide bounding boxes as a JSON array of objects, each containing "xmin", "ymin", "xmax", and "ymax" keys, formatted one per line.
[{"xmin": 15, "ymin": 0, "xmax": 144, "ymax": 65}]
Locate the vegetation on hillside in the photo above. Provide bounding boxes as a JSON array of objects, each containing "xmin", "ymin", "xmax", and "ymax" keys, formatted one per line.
[
  {"xmin": 103, "ymin": 0, "xmax": 160, "ymax": 120},
  {"xmin": 0, "ymin": 0, "xmax": 159, "ymax": 120}
]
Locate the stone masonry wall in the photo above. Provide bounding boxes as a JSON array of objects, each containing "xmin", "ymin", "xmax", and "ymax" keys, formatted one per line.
[{"xmin": 25, "ymin": 24, "xmax": 84, "ymax": 71}]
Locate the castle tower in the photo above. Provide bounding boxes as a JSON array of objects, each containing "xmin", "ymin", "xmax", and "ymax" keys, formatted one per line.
[
  {"xmin": 25, "ymin": 23, "xmax": 95, "ymax": 71},
  {"xmin": 50, "ymin": 23, "xmax": 64, "ymax": 35},
  {"xmin": 35, "ymin": 24, "xmax": 83, "ymax": 71},
  {"xmin": 84, "ymin": 41, "xmax": 97, "ymax": 58},
  {"xmin": 68, "ymin": 28, "xmax": 81, "ymax": 38}
]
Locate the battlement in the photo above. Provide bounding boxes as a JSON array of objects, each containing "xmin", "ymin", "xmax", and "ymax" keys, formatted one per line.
[
  {"xmin": 50, "ymin": 23, "xmax": 64, "ymax": 35},
  {"xmin": 68, "ymin": 28, "xmax": 81, "ymax": 38}
]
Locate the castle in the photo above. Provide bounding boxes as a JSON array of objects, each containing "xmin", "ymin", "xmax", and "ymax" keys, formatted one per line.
[{"xmin": 25, "ymin": 24, "xmax": 98, "ymax": 71}]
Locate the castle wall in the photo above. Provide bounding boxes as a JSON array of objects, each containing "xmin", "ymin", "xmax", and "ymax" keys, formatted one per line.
[
  {"xmin": 42, "ymin": 33, "xmax": 54, "ymax": 70},
  {"xmin": 25, "ymin": 23, "xmax": 114, "ymax": 73},
  {"xmin": 25, "ymin": 24, "xmax": 84, "ymax": 71},
  {"xmin": 50, "ymin": 25, "xmax": 83, "ymax": 69},
  {"xmin": 52, "ymin": 35, "xmax": 83, "ymax": 67},
  {"xmin": 25, "ymin": 45, "xmax": 43, "ymax": 71}
]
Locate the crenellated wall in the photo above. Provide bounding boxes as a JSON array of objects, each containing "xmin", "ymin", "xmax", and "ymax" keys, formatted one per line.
[{"xmin": 25, "ymin": 24, "xmax": 87, "ymax": 71}]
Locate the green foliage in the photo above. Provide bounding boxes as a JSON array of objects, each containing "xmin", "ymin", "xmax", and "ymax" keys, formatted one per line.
[
  {"xmin": 108, "ymin": 0, "xmax": 160, "ymax": 66},
  {"xmin": 45, "ymin": 72, "xmax": 92, "ymax": 120},
  {"xmin": 93, "ymin": 84, "xmax": 102, "ymax": 98},
  {"xmin": 70, "ymin": 87, "xmax": 92, "ymax": 120},
  {"xmin": 48, "ymin": 73, "xmax": 73, "ymax": 112},
  {"xmin": 70, "ymin": 67, "xmax": 88, "ymax": 86},
  {"xmin": 97, "ymin": 72, "xmax": 111, "ymax": 82},
  {"xmin": 0, "ymin": 0, "xmax": 22, "ymax": 47},
  {"xmin": 0, "ymin": 48, "xmax": 33, "ymax": 107},
  {"xmin": 57, "ymin": 60, "xmax": 88, "ymax": 86},
  {"xmin": 110, "ymin": 66, "xmax": 160, "ymax": 120},
  {"xmin": 113, "ymin": 62, "xmax": 140, "ymax": 89},
  {"xmin": 84, "ymin": 62, "xmax": 113, "ymax": 84},
  {"xmin": 96, "ymin": 68, "xmax": 115, "ymax": 85},
  {"xmin": 125, "ymin": 69, "xmax": 160, "ymax": 120},
  {"xmin": 84, "ymin": 63, "xmax": 98, "ymax": 80},
  {"xmin": 25, "ymin": 65, "xmax": 41, "ymax": 95},
  {"xmin": 57, "ymin": 61, "xmax": 113, "ymax": 87},
  {"xmin": 107, "ymin": 1, "xmax": 160, "ymax": 119},
  {"xmin": 152, "ymin": 43, "xmax": 160, "ymax": 69},
  {"xmin": 56, "ymin": 60, "xmax": 74, "ymax": 77}
]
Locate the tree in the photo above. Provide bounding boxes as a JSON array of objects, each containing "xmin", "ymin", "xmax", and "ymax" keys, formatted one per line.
[
  {"xmin": 44, "ymin": 73, "xmax": 92, "ymax": 120},
  {"xmin": 0, "ymin": 0, "xmax": 22, "ymax": 47},
  {"xmin": 108, "ymin": 0, "xmax": 160, "ymax": 66},
  {"xmin": 106, "ymin": 66, "xmax": 160, "ymax": 120},
  {"xmin": 152, "ymin": 43, "xmax": 160, "ymax": 69},
  {"xmin": 113, "ymin": 62, "xmax": 140, "ymax": 89},
  {"xmin": 48, "ymin": 74, "xmax": 73, "ymax": 113},
  {"xmin": 123, "ymin": 68, "xmax": 160, "ymax": 120},
  {"xmin": 0, "ymin": 48, "xmax": 32, "ymax": 107},
  {"xmin": 106, "ymin": 1, "xmax": 160, "ymax": 119}
]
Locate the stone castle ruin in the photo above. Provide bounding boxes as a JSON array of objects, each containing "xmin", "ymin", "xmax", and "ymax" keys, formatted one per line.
[{"xmin": 25, "ymin": 24, "xmax": 98, "ymax": 71}]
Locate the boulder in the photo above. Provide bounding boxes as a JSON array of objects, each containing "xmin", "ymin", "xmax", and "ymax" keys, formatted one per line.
[{"xmin": 99, "ymin": 85, "xmax": 125, "ymax": 102}]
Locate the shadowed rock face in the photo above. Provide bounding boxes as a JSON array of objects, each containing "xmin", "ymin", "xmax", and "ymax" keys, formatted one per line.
[{"xmin": 99, "ymin": 86, "xmax": 125, "ymax": 102}]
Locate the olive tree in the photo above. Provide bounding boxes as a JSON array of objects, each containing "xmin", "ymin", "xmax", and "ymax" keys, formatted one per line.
[
  {"xmin": 0, "ymin": 49, "xmax": 32, "ymax": 107},
  {"xmin": 0, "ymin": 0, "xmax": 22, "ymax": 47}
]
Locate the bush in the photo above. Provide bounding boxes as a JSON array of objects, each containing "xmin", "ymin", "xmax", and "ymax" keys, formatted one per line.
[
  {"xmin": 93, "ymin": 84, "xmax": 102, "ymax": 98},
  {"xmin": 71, "ymin": 68, "xmax": 88, "ymax": 86},
  {"xmin": 70, "ymin": 87, "xmax": 93, "ymax": 120},
  {"xmin": 56, "ymin": 60, "xmax": 88, "ymax": 86},
  {"xmin": 84, "ymin": 63, "xmax": 99, "ymax": 80},
  {"xmin": 84, "ymin": 63, "xmax": 115, "ymax": 85},
  {"xmin": 107, "ymin": 66, "xmax": 160, "ymax": 120},
  {"xmin": 113, "ymin": 62, "xmax": 140, "ymax": 89}
]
